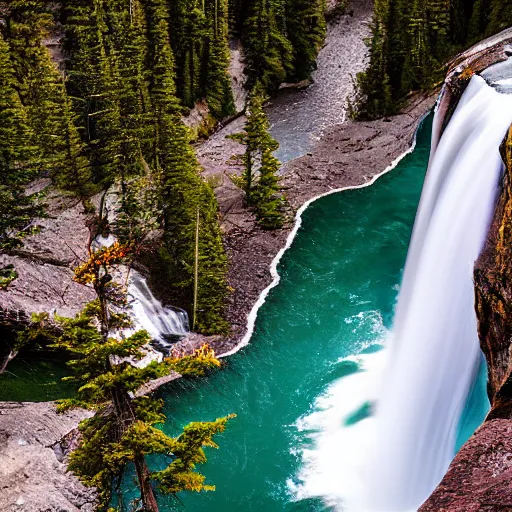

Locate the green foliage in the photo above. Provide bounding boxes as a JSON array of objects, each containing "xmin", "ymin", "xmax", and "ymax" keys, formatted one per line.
[
  {"xmin": 230, "ymin": 87, "xmax": 285, "ymax": 229},
  {"xmin": 285, "ymin": 0, "xmax": 327, "ymax": 82},
  {"xmin": 205, "ymin": 0, "xmax": 236, "ymax": 119},
  {"xmin": 242, "ymin": 0, "xmax": 293, "ymax": 92},
  {"xmin": 356, "ymin": 0, "xmax": 512, "ymax": 119},
  {"xmin": 0, "ymin": 31, "xmax": 43, "ymax": 251},
  {"xmin": 152, "ymin": 415, "xmax": 235, "ymax": 493},
  {"xmin": 23, "ymin": 240, "xmax": 234, "ymax": 509},
  {"xmin": 146, "ymin": 3, "xmax": 230, "ymax": 334},
  {"xmin": 239, "ymin": 0, "xmax": 326, "ymax": 93},
  {"xmin": 0, "ymin": 265, "xmax": 18, "ymax": 289}
]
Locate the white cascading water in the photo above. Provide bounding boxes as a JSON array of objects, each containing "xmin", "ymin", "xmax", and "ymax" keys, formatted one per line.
[
  {"xmin": 93, "ymin": 234, "xmax": 188, "ymax": 346},
  {"xmin": 362, "ymin": 75, "xmax": 512, "ymax": 511},
  {"xmin": 128, "ymin": 270, "xmax": 189, "ymax": 346},
  {"xmin": 295, "ymin": 75, "xmax": 512, "ymax": 511}
]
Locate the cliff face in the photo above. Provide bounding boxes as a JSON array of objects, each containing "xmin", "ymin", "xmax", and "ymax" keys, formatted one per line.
[
  {"xmin": 475, "ymin": 127, "xmax": 512, "ymax": 420},
  {"xmin": 421, "ymin": 128, "xmax": 512, "ymax": 511}
]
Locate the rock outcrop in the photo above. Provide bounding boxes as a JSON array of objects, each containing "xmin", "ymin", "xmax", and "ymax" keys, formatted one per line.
[
  {"xmin": 0, "ymin": 184, "xmax": 95, "ymax": 321},
  {"xmin": 0, "ymin": 401, "xmax": 95, "ymax": 512},
  {"xmin": 420, "ymin": 420, "xmax": 512, "ymax": 511},
  {"xmin": 475, "ymin": 126, "xmax": 512, "ymax": 420}
]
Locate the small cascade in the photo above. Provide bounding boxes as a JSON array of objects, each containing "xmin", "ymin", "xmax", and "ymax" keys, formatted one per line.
[
  {"xmin": 128, "ymin": 271, "xmax": 189, "ymax": 349},
  {"xmin": 91, "ymin": 233, "xmax": 189, "ymax": 348},
  {"xmin": 358, "ymin": 75, "xmax": 512, "ymax": 510}
]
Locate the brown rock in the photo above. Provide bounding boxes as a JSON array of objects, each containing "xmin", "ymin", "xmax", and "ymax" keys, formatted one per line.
[{"xmin": 420, "ymin": 420, "xmax": 512, "ymax": 512}]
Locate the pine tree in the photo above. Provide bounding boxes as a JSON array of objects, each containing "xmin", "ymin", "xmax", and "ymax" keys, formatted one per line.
[
  {"xmin": 167, "ymin": 0, "xmax": 208, "ymax": 108},
  {"xmin": 230, "ymin": 86, "xmax": 285, "ymax": 228},
  {"xmin": 147, "ymin": 0, "xmax": 229, "ymax": 334},
  {"xmin": 23, "ymin": 242, "xmax": 235, "ymax": 510},
  {"xmin": 486, "ymin": 0, "xmax": 512, "ymax": 36},
  {"xmin": 205, "ymin": 0, "xmax": 236, "ymax": 119},
  {"xmin": 285, "ymin": 0, "xmax": 326, "ymax": 82},
  {"xmin": 50, "ymin": 85, "xmax": 95, "ymax": 199},
  {"xmin": 253, "ymin": 148, "xmax": 284, "ymax": 229},
  {"xmin": 243, "ymin": 0, "xmax": 294, "ymax": 92},
  {"xmin": 0, "ymin": 33, "xmax": 41, "ymax": 252},
  {"xmin": 5, "ymin": 2, "xmax": 68, "ymax": 176}
]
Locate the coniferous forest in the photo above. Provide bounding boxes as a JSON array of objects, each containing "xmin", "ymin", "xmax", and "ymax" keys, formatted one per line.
[
  {"xmin": 356, "ymin": 0, "xmax": 512, "ymax": 118},
  {"xmin": 4, "ymin": 0, "xmax": 512, "ymax": 511},
  {"xmin": 0, "ymin": 0, "xmax": 326, "ymax": 335}
]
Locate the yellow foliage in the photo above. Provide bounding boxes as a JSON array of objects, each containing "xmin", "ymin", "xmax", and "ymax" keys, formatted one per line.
[
  {"xmin": 74, "ymin": 242, "xmax": 131, "ymax": 285},
  {"xmin": 167, "ymin": 344, "xmax": 222, "ymax": 377}
]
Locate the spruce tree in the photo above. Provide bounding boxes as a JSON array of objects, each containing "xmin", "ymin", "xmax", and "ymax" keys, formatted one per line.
[
  {"xmin": 23, "ymin": 242, "xmax": 234, "ymax": 511},
  {"xmin": 253, "ymin": 148, "xmax": 284, "ymax": 229},
  {"xmin": 0, "ymin": 33, "xmax": 41, "ymax": 252},
  {"xmin": 243, "ymin": 0, "xmax": 293, "ymax": 92},
  {"xmin": 147, "ymin": 0, "xmax": 229, "ymax": 334},
  {"xmin": 285, "ymin": 0, "xmax": 326, "ymax": 82},
  {"xmin": 230, "ymin": 86, "xmax": 285, "ymax": 228},
  {"xmin": 205, "ymin": 0, "xmax": 236, "ymax": 119},
  {"xmin": 50, "ymin": 84, "xmax": 95, "ymax": 199},
  {"xmin": 486, "ymin": 0, "xmax": 512, "ymax": 36}
]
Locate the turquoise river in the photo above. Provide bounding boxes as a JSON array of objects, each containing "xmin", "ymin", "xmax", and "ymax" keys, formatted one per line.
[
  {"xmin": 0, "ymin": 115, "xmax": 489, "ymax": 510},
  {"xmin": 119, "ymin": 115, "xmax": 489, "ymax": 510}
]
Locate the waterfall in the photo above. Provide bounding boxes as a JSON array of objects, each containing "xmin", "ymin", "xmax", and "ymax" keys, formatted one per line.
[
  {"xmin": 295, "ymin": 75, "xmax": 512, "ymax": 511},
  {"xmin": 91, "ymin": 233, "xmax": 189, "ymax": 347},
  {"xmin": 359, "ymin": 75, "xmax": 512, "ymax": 510},
  {"xmin": 128, "ymin": 270, "xmax": 189, "ymax": 348}
]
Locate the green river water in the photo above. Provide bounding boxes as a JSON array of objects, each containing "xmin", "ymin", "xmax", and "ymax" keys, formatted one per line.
[
  {"xmin": 1, "ymin": 115, "xmax": 489, "ymax": 511},
  {"xmin": 117, "ymin": 115, "xmax": 489, "ymax": 510}
]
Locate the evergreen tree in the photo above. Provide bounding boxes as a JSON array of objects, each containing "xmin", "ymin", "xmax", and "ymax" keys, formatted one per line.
[
  {"xmin": 243, "ymin": 0, "xmax": 293, "ymax": 92},
  {"xmin": 147, "ymin": 0, "xmax": 229, "ymax": 334},
  {"xmin": 253, "ymin": 148, "xmax": 284, "ymax": 229},
  {"xmin": 486, "ymin": 0, "xmax": 512, "ymax": 36},
  {"xmin": 354, "ymin": 0, "xmax": 512, "ymax": 118},
  {"xmin": 167, "ymin": 0, "xmax": 208, "ymax": 108},
  {"xmin": 230, "ymin": 86, "xmax": 285, "ymax": 228},
  {"xmin": 0, "ymin": 33, "xmax": 41, "ymax": 252},
  {"xmin": 285, "ymin": 0, "xmax": 326, "ymax": 82},
  {"xmin": 23, "ymin": 242, "xmax": 234, "ymax": 511},
  {"xmin": 50, "ymin": 85, "xmax": 95, "ymax": 199},
  {"xmin": 205, "ymin": 0, "xmax": 236, "ymax": 119}
]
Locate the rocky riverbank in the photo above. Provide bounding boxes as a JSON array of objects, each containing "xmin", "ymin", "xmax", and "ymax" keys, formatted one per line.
[{"xmin": 206, "ymin": 92, "xmax": 436, "ymax": 356}]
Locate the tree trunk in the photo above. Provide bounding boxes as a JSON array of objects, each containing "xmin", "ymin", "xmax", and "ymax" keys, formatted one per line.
[
  {"xmin": 134, "ymin": 453, "xmax": 160, "ymax": 512},
  {"xmin": 192, "ymin": 207, "xmax": 200, "ymax": 331},
  {"xmin": 111, "ymin": 386, "xmax": 160, "ymax": 511},
  {"xmin": 0, "ymin": 349, "xmax": 18, "ymax": 374}
]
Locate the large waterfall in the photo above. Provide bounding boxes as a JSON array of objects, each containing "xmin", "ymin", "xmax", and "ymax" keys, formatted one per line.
[
  {"xmin": 297, "ymin": 75, "xmax": 512, "ymax": 512},
  {"xmin": 359, "ymin": 75, "xmax": 512, "ymax": 510}
]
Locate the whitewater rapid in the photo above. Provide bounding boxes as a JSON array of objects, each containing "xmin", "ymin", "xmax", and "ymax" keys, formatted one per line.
[{"xmin": 296, "ymin": 75, "xmax": 512, "ymax": 511}]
